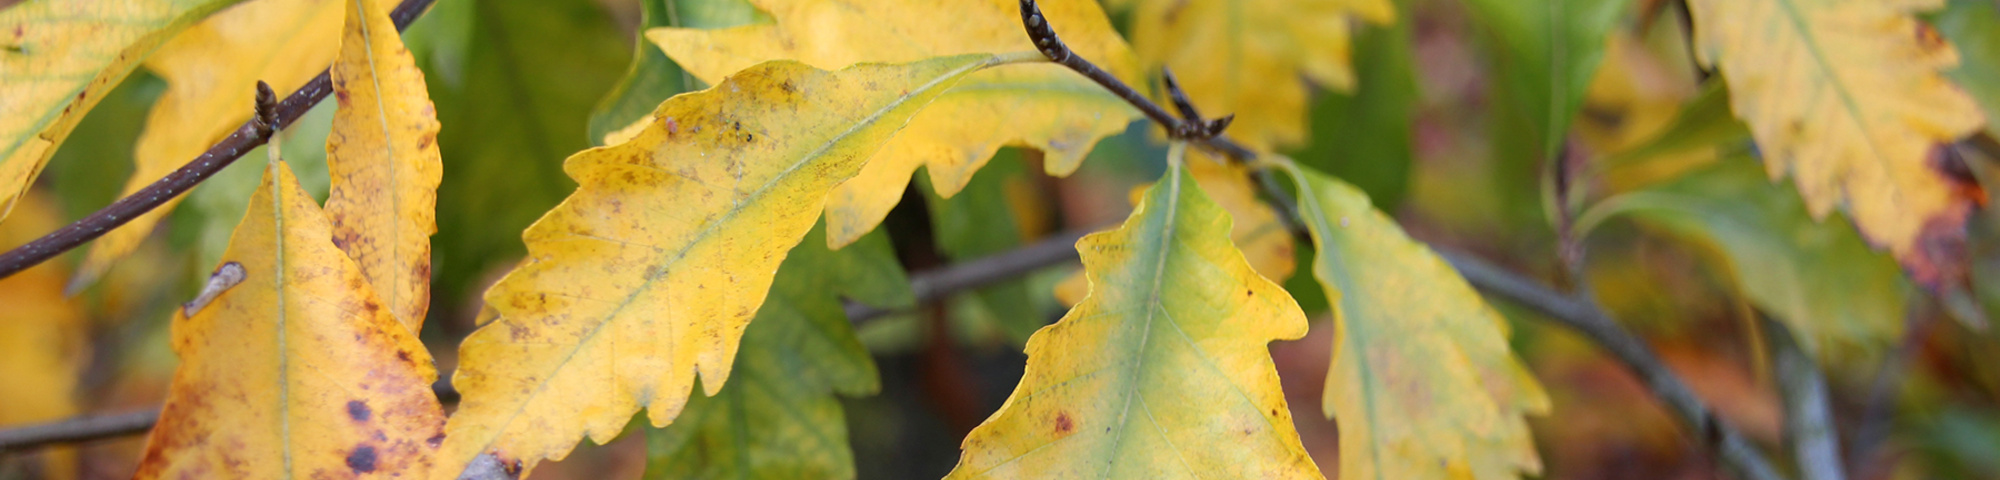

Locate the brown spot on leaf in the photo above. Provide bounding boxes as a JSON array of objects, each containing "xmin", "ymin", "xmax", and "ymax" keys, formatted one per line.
[
  {"xmin": 346, "ymin": 445, "xmax": 377, "ymax": 473},
  {"xmin": 347, "ymin": 400, "xmax": 371, "ymax": 422},
  {"xmin": 1053, "ymin": 412, "xmax": 1073, "ymax": 434}
]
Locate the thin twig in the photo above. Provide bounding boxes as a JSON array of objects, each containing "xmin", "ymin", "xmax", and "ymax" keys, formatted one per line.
[
  {"xmin": 1766, "ymin": 317, "xmax": 1847, "ymax": 480},
  {"xmin": 1438, "ymin": 250, "xmax": 1788, "ymax": 480},
  {"xmin": 0, "ymin": 0, "xmax": 439, "ymax": 281},
  {"xmin": 0, "ymin": 230, "xmax": 1093, "ymax": 452}
]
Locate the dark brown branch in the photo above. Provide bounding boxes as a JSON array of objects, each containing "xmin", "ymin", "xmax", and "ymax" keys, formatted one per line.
[
  {"xmin": 0, "ymin": 0, "xmax": 439, "ymax": 281},
  {"xmin": 1437, "ymin": 250, "xmax": 1788, "ymax": 480},
  {"xmin": 0, "ymin": 229, "xmax": 1093, "ymax": 452},
  {"xmin": 1015, "ymin": 0, "xmax": 1254, "ymax": 160}
]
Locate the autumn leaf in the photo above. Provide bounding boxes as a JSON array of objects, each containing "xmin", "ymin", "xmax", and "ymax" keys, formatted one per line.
[
  {"xmin": 648, "ymin": 0, "xmax": 1142, "ymax": 248},
  {"xmin": 435, "ymin": 54, "xmax": 1028, "ymax": 476},
  {"xmin": 136, "ymin": 161, "xmax": 445, "ymax": 478},
  {"xmin": 946, "ymin": 159, "xmax": 1322, "ymax": 479},
  {"xmin": 0, "ymin": 194, "xmax": 86, "ymax": 480},
  {"xmin": 66, "ymin": 0, "xmax": 341, "ymax": 292},
  {"xmin": 646, "ymin": 225, "xmax": 909, "ymax": 479},
  {"xmin": 1580, "ymin": 159, "xmax": 1910, "ymax": 362},
  {"xmin": 1280, "ymin": 161, "xmax": 1549, "ymax": 480},
  {"xmin": 588, "ymin": 0, "xmax": 767, "ymax": 146},
  {"xmin": 1687, "ymin": 0, "xmax": 1987, "ymax": 288},
  {"xmin": 1114, "ymin": 0, "xmax": 1393, "ymax": 149},
  {"xmin": 324, "ymin": 0, "xmax": 442, "ymax": 331},
  {"xmin": 1936, "ymin": 0, "xmax": 2000, "ymax": 140},
  {"xmin": 0, "ymin": 0, "xmax": 244, "ymax": 223}
]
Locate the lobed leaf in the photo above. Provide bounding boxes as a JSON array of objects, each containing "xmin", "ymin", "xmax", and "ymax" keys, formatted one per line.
[
  {"xmin": 648, "ymin": 0, "xmax": 1142, "ymax": 248},
  {"xmin": 1687, "ymin": 0, "xmax": 1987, "ymax": 289},
  {"xmin": 947, "ymin": 162, "xmax": 1322, "ymax": 479},
  {"xmin": 325, "ymin": 0, "xmax": 443, "ymax": 332},
  {"xmin": 0, "ymin": 0, "xmax": 245, "ymax": 223},
  {"xmin": 70, "ymin": 0, "xmax": 340, "ymax": 291},
  {"xmin": 1283, "ymin": 162, "xmax": 1549, "ymax": 480},
  {"xmin": 435, "ymin": 54, "xmax": 1007, "ymax": 476},
  {"xmin": 645, "ymin": 225, "xmax": 908, "ymax": 479},
  {"xmin": 135, "ymin": 162, "xmax": 446, "ymax": 479},
  {"xmin": 588, "ymin": 0, "xmax": 767, "ymax": 146}
]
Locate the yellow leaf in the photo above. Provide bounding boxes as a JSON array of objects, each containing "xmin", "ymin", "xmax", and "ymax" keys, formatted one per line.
[
  {"xmin": 1687, "ymin": 0, "xmax": 1987, "ymax": 287},
  {"xmin": 1282, "ymin": 162, "xmax": 1549, "ymax": 480},
  {"xmin": 70, "ymin": 0, "xmax": 341, "ymax": 290},
  {"xmin": 436, "ymin": 54, "xmax": 1017, "ymax": 476},
  {"xmin": 135, "ymin": 161, "xmax": 445, "ymax": 478},
  {"xmin": 648, "ymin": 0, "xmax": 1142, "ymax": 248},
  {"xmin": 324, "ymin": 0, "xmax": 442, "ymax": 332},
  {"xmin": 0, "ymin": 0, "xmax": 243, "ymax": 223},
  {"xmin": 1118, "ymin": 0, "xmax": 1393, "ymax": 149},
  {"xmin": 0, "ymin": 194, "xmax": 86, "ymax": 480},
  {"xmin": 1051, "ymin": 153, "xmax": 1295, "ymax": 306},
  {"xmin": 946, "ymin": 161, "xmax": 1322, "ymax": 479}
]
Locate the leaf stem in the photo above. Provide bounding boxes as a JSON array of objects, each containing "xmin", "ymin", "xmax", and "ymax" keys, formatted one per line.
[{"xmin": 0, "ymin": 0, "xmax": 439, "ymax": 282}]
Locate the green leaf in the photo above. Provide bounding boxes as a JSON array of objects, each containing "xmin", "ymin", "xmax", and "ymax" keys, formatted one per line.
[
  {"xmin": 1286, "ymin": 16, "xmax": 1416, "ymax": 210},
  {"xmin": 426, "ymin": 0, "xmax": 629, "ymax": 303},
  {"xmin": 587, "ymin": 0, "xmax": 768, "ymax": 145},
  {"xmin": 1578, "ymin": 159, "xmax": 1911, "ymax": 361},
  {"xmin": 1281, "ymin": 162, "xmax": 1549, "ymax": 480},
  {"xmin": 1936, "ymin": 0, "xmax": 2000, "ymax": 140},
  {"xmin": 921, "ymin": 149, "xmax": 1054, "ymax": 345},
  {"xmin": 645, "ymin": 224, "xmax": 908, "ymax": 479},
  {"xmin": 946, "ymin": 161, "xmax": 1322, "ymax": 479},
  {"xmin": 1460, "ymin": 0, "xmax": 1625, "ymax": 222}
]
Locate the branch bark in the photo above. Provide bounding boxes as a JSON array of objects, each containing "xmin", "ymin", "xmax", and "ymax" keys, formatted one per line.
[
  {"xmin": 1767, "ymin": 317, "xmax": 1847, "ymax": 480},
  {"xmin": 0, "ymin": 0, "xmax": 439, "ymax": 281}
]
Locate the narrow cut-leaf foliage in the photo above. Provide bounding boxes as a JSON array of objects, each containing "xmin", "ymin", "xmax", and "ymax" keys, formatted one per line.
[
  {"xmin": 1283, "ymin": 162, "xmax": 1550, "ymax": 480},
  {"xmin": 135, "ymin": 161, "xmax": 446, "ymax": 479},
  {"xmin": 947, "ymin": 163, "xmax": 1322, "ymax": 479},
  {"xmin": 325, "ymin": 0, "xmax": 444, "ymax": 331},
  {"xmin": 436, "ymin": 54, "xmax": 1012, "ymax": 476},
  {"xmin": 649, "ymin": 0, "xmax": 1143, "ymax": 248}
]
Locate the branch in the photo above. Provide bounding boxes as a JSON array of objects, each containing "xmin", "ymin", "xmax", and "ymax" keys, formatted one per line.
[
  {"xmin": 1437, "ymin": 250, "xmax": 1789, "ymax": 480},
  {"xmin": 0, "ymin": 0, "xmax": 440, "ymax": 281},
  {"xmin": 1767, "ymin": 317, "xmax": 1847, "ymax": 480},
  {"xmin": 1012, "ymin": 2, "xmax": 1792, "ymax": 478},
  {"xmin": 0, "ymin": 229, "xmax": 1093, "ymax": 452}
]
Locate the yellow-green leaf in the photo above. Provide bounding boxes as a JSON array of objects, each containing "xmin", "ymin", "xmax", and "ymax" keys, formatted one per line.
[
  {"xmin": 645, "ymin": 225, "xmax": 907, "ymax": 479},
  {"xmin": 325, "ymin": 0, "xmax": 442, "ymax": 332},
  {"xmin": 946, "ymin": 162, "xmax": 1322, "ymax": 479},
  {"xmin": 1282, "ymin": 162, "xmax": 1549, "ymax": 480},
  {"xmin": 648, "ymin": 0, "xmax": 1142, "ymax": 248},
  {"xmin": 135, "ymin": 161, "xmax": 445, "ymax": 478},
  {"xmin": 1687, "ymin": 0, "xmax": 1987, "ymax": 288},
  {"xmin": 70, "ymin": 0, "xmax": 341, "ymax": 290},
  {"xmin": 0, "ymin": 0, "xmax": 244, "ymax": 223},
  {"xmin": 1116, "ymin": 0, "xmax": 1393, "ymax": 149},
  {"xmin": 435, "ymin": 54, "xmax": 1013, "ymax": 476}
]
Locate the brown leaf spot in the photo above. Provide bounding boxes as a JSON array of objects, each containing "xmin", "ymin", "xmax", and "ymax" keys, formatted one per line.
[
  {"xmin": 1053, "ymin": 412, "xmax": 1074, "ymax": 435},
  {"xmin": 347, "ymin": 400, "xmax": 371, "ymax": 422},
  {"xmin": 346, "ymin": 445, "xmax": 377, "ymax": 473}
]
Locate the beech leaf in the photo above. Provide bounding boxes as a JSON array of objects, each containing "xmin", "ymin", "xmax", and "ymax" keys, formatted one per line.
[
  {"xmin": 135, "ymin": 161, "xmax": 446, "ymax": 479},
  {"xmin": 69, "ymin": 0, "xmax": 341, "ymax": 291},
  {"xmin": 325, "ymin": 0, "xmax": 443, "ymax": 331},
  {"xmin": 1687, "ymin": 0, "xmax": 1988, "ymax": 288},
  {"xmin": 648, "ymin": 0, "xmax": 1143, "ymax": 249},
  {"xmin": 644, "ymin": 225, "xmax": 908, "ymax": 479},
  {"xmin": 946, "ymin": 161, "xmax": 1322, "ymax": 479},
  {"xmin": 0, "ymin": 0, "xmax": 245, "ymax": 223},
  {"xmin": 434, "ymin": 54, "xmax": 1020, "ymax": 476},
  {"xmin": 1282, "ymin": 162, "xmax": 1550, "ymax": 480}
]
